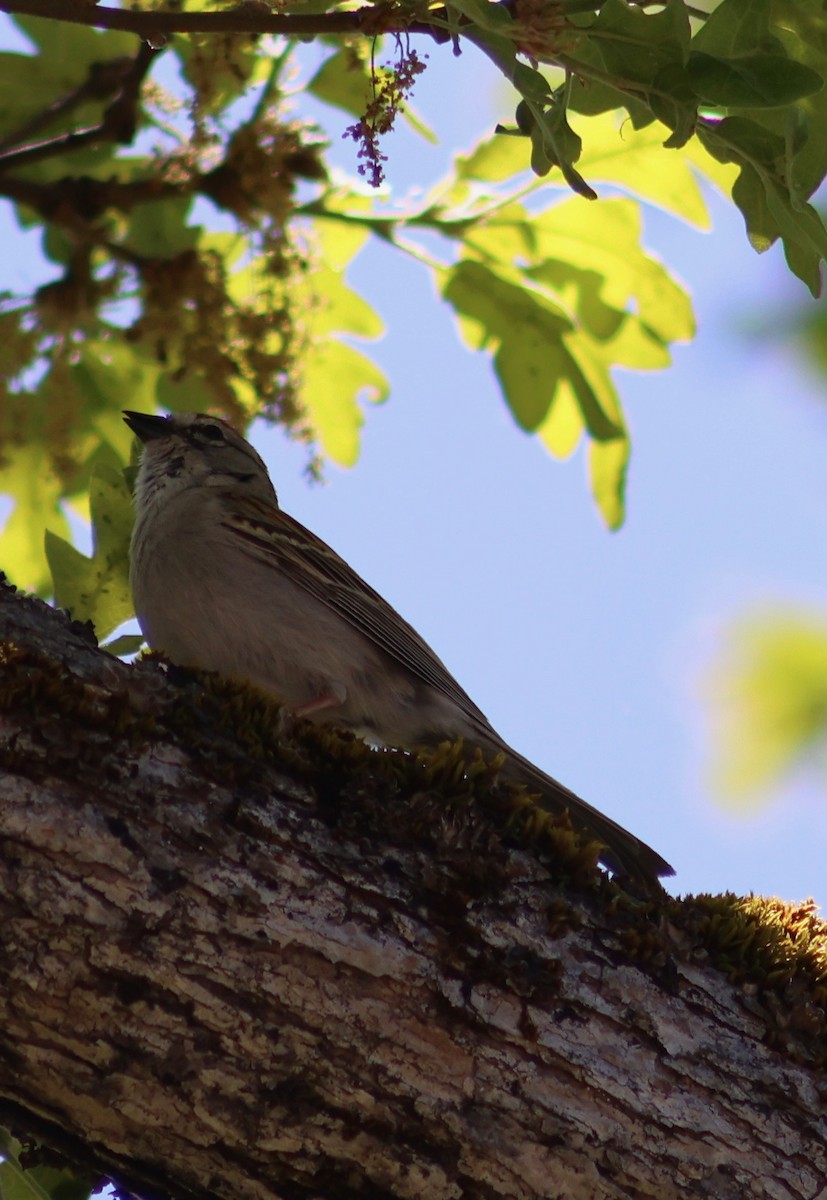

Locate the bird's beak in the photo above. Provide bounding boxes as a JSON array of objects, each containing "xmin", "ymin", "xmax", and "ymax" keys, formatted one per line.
[{"xmin": 123, "ymin": 411, "xmax": 172, "ymax": 443}]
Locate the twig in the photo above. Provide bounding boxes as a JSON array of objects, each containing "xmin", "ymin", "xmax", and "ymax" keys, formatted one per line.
[{"xmin": 0, "ymin": 42, "xmax": 156, "ymax": 173}]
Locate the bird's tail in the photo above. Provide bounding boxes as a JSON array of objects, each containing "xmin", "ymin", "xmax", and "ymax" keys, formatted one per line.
[{"xmin": 473, "ymin": 732, "xmax": 674, "ymax": 886}]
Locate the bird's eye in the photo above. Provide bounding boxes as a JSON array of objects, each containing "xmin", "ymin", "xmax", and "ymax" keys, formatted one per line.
[{"xmin": 196, "ymin": 423, "xmax": 226, "ymax": 444}]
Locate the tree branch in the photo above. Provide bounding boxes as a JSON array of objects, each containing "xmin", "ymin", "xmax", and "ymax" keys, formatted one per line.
[
  {"xmin": 0, "ymin": 0, "xmax": 455, "ymax": 43},
  {"xmin": 0, "ymin": 43, "xmax": 159, "ymax": 201},
  {"xmin": 0, "ymin": 580, "xmax": 826, "ymax": 1200}
]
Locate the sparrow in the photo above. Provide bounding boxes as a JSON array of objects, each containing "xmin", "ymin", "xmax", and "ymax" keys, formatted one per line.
[{"xmin": 124, "ymin": 409, "xmax": 674, "ymax": 885}]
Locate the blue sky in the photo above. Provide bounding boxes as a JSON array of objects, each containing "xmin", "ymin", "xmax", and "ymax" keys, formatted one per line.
[
  {"xmin": 276, "ymin": 39, "xmax": 827, "ymax": 902},
  {"xmin": 2, "ymin": 18, "xmax": 826, "ymax": 902}
]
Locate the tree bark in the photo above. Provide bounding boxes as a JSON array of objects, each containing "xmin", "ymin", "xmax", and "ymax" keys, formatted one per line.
[{"xmin": 0, "ymin": 578, "xmax": 825, "ymax": 1200}]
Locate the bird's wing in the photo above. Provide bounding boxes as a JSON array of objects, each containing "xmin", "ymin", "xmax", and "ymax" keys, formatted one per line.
[
  {"xmin": 223, "ymin": 495, "xmax": 675, "ymax": 884},
  {"xmin": 220, "ymin": 494, "xmax": 492, "ymax": 726}
]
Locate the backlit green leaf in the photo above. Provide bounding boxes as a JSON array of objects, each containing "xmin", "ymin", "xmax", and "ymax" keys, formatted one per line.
[
  {"xmin": 45, "ymin": 463, "xmax": 135, "ymax": 640},
  {"xmin": 0, "ymin": 440, "xmax": 68, "ymax": 593},
  {"xmin": 301, "ymin": 342, "xmax": 388, "ymax": 466},
  {"xmin": 588, "ymin": 435, "xmax": 630, "ymax": 530},
  {"xmin": 707, "ymin": 611, "xmax": 827, "ymax": 803}
]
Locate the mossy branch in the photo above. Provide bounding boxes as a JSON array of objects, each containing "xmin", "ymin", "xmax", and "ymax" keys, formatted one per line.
[{"xmin": 0, "ymin": 578, "xmax": 826, "ymax": 1199}]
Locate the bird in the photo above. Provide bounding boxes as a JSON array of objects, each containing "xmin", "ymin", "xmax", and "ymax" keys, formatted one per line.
[{"xmin": 123, "ymin": 409, "xmax": 674, "ymax": 885}]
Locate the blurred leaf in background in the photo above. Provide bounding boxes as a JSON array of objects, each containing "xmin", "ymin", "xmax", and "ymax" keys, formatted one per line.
[{"xmin": 707, "ymin": 610, "xmax": 827, "ymax": 805}]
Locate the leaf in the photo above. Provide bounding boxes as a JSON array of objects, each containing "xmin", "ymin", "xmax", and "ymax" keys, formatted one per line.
[
  {"xmin": 0, "ymin": 438, "xmax": 69, "ymax": 594},
  {"xmin": 691, "ymin": 0, "xmax": 827, "ymax": 200},
  {"xmin": 311, "ymin": 200, "xmax": 373, "ymax": 269},
  {"xmin": 445, "ymin": 0, "xmax": 515, "ymax": 35},
  {"xmin": 0, "ymin": 1129, "xmax": 93, "ymax": 1200},
  {"xmin": 456, "ymin": 112, "xmax": 715, "ymax": 227},
  {"xmin": 568, "ymin": 0, "xmax": 692, "ymax": 129},
  {"xmin": 476, "ymin": 197, "xmax": 695, "ymax": 346},
  {"xmin": 455, "ymin": 132, "xmax": 531, "ymax": 183},
  {"xmin": 0, "ymin": 310, "xmax": 40, "ymax": 383},
  {"xmin": 441, "ymin": 258, "xmax": 574, "ymax": 432},
  {"xmin": 70, "ymin": 343, "xmax": 161, "ymax": 457},
  {"xmin": 588, "ymin": 436, "xmax": 630, "ymax": 530},
  {"xmin": 573, "ymin": 113, "xmax": 710, "ymax": 227},
  {"xmin": 45, "ymin": 464, "xmax": 135, "ymax": 641},
  {"xmin": 688, "ymin": 51, "xmax": 823, "ymax": 108},
  {"xmin": 698, "ymin": 116, "xmax": 827, "ymax": 294},
  {"xmin": 0, "ymin": 21, "xmax": 137, "ymax": 153},
  {"xmin": 707, "ymin": 611, "xmax": 827, "ymax": 804},
  {"xmin": 12, "ymin": 14, "xmax": 136, "ymax": 63},
  {"xmin": 300, "ymin": 342, "xmax": 388, "ymax": 466},
  {"xmin": 689, "ymin": 0, "xmax": 774, "ymax": 57},
  {"xmin": 535, "ymin": 382, "xmax": 583, "ymax": 460},
  {"xmin": 309, "ymin": 47, "xmax": 375, "ymax": 117},
  {"xmin": 440, "ymin": 194, "xmax": 693, "ymax": 523},
  {"xmin": 156, "ymin": 371, "xmax": 216, "ymax": 414},
  {"xmin": 102, "ymin": 632, "xmax": 145, "ymax": 657},
  {"xmin": 124, "ymin": 196, "xmax": 200, "ymax": 259},
  {"xmin": 306, "ymin": 263, "xmax": 385, "ymax": 339}
]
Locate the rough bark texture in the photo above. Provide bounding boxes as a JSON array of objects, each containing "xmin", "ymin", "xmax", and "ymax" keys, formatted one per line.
[{"xmin": 0, "ymin": 579, "xmax": 825, "ymax": 1200}]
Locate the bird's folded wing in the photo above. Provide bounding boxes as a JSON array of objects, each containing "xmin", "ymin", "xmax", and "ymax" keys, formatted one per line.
[{"xmin": 220, "ymin": 494, "xmax": 492, "ymax": 725}]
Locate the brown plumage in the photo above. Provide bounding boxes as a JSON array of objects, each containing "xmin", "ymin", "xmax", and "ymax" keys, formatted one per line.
[{"xmin": 125, "ymin": 409, "xmax": 674, "ymax": 886}]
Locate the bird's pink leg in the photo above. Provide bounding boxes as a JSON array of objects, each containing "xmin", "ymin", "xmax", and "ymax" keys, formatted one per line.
[{"xmin": 293, "ymin": 683, "xmax": 347, "ymax": 718}]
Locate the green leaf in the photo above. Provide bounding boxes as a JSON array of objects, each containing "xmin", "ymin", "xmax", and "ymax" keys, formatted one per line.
[
  {"xmin": 102, "ymin": 632, "xmax": 145, "ymax": 657},
  {"xmin": 455, "ymin": 131, "xmax": 531, "ymax": 183},
  {"xmin": 309, "ymin": 47, "xmax": 375, "ymax": 117},
  {"xmin": 441, "ymin": 258, "xmax": 574, "ymax": 432},
  {"xmin": 300, "ymin": 342, "xmax": 388, "ymax": 466},
  {"xmin": 574, "ymin": 112, "xmax": 710, "ymax": 226},
  {"xmin": 445, "ymin": 0, "xmax": 515, "ymax": 35},
  {"xmin": 0, "ymin": 310, "xmax": 40, "ymax": 384},
  {"xmin": 0, "ymin": 22, "xmax": 137, "ymax": 155},
  {"xmin": 588, "ymin": 435, "xmax": 630, "ymax": 530},
  {"xmin": 441, "ymin": 195, "xmax": 692, "ymax": 523},
  {"xmin": 479, "ymin": 197, "xmax": 695, "ymax": 346},
  {"xmin": 0, "ymin": 1129, "xmax": 93, "ymax": 1200},
  {"xmin": 156, "ymin": 371, "xmax": 216, "ymax": 414},
  {"xmin": 534, "ymin": 382, "xmax": 583, "ymax": 460},
  {"xmin": 124, "ymin": 196, "xmax": 200, "ymax": 259},
  {"xmin": 691, "ymin": 0, "xmax": 827, "ymax": 201},
  {"xmin": 707, "ymin": 611, "xmax": 827, "ymax": 804},
  {"xmin": 0, "ymin": 432, "xmax": 69, "ymax": 594},
  {"xmin": 690, "ymin": 0, "xmax": 775, "ymax": 57},
  {"xmin": 70, "ymin": 343, "xmax": 161, "ymax": 457},
  {"xmin": 688, "ymin": 51, "xmax": 823, "ymax": 108},
  {"xmin": 456, "ymin": 112, "xmax": 716, "ymax": 228},
  {"xmin": 310, "ymin": 203, "xmax": 372, "ymax": 269},
  {"xmin": 698, "ymin": 116, "xmax": 827, "ymax": 294},
  {"xmin": 530, "ymin": 93, "xmax": 598, "ymax": 197},
  {"xmin": 13, "ymin": 14, "xmax": 135, "ymax": 62},
  {"xmin": 307, "ymin": 263, "xmax": 385, "ymax": 339},
  {"xmin": 568, "ymin": 0, "xmax": 692, "ymax": 129},
  {"xmin": 45, "ymin": 464, "xmax": 135, "ymax": 641},
  {"xmin": 649, "ymin": 62, "xmax": 700, "ymax": 149}
]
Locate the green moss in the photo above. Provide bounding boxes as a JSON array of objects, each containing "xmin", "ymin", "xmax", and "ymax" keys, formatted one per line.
[{"xmin": 671, "ymin": 893, "xmax": 827, "ymax": 1064}]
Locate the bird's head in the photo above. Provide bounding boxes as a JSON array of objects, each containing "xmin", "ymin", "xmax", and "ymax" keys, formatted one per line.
[{"xmin": 123, "ymin": 411, "xmax": 277, "ymax": 510}]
